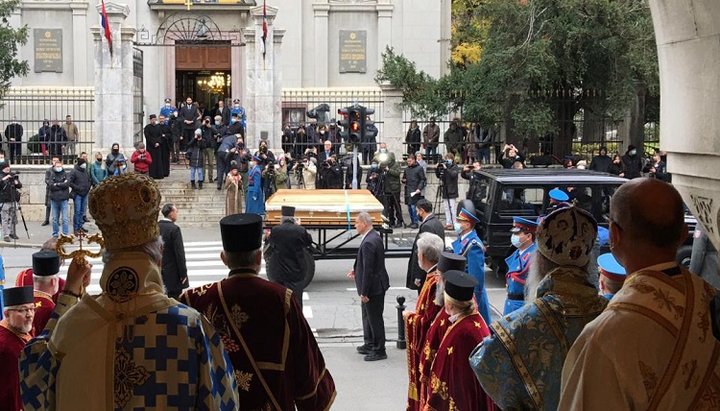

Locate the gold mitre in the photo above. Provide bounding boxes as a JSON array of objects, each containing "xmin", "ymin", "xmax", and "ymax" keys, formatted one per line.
[{"xmin": 88, "ymin": 173, "xmax": 161, "ymax": 251}]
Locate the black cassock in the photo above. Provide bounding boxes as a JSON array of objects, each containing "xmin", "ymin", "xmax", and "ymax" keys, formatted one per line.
[
  {"xmin": 144, "ymin": 123, "xmax": 165, "ymax": 179},
  {"xmin": 160, "ymin": 123, "xmax": 172, "ymax": 177}
]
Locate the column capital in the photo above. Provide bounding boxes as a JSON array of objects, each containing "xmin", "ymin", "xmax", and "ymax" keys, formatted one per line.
[
  {"xmin": 250, "ymin": 4, "xmax": 278, "ymax": 24},
  {"xmin": 95, "ymin": 1, "xmax": 130, "ymax": 19}
]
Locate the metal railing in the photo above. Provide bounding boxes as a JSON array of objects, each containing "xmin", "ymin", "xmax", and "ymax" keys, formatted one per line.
[{"xmin": 0, "ymin": 87, "xmax": 95, "ymax": 165}]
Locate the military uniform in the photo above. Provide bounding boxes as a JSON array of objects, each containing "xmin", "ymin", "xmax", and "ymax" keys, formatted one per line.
[
  {"xmin": 597, "ymin": 252, "xmax": 627, "ymax": 300},
  {"xmin": 503, "ymin": 217, "xmax": 538, "ymax": 315}
]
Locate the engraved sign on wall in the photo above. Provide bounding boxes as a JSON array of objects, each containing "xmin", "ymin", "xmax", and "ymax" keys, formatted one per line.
[
  {"xmin": 34, "ymin": 29, "xmax": 63, "ymax": 73},
  {"xmin": 339, "ymin": 30, "xmax": 367, "ymax": 73}
]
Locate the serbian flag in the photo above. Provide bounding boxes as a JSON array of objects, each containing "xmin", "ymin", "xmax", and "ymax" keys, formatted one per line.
[
  {"xmin": 261, "ymin": 0, "xmax": 268, "ymax": 59},
  {"xmin": 100, "ymin": 0, "xmax": 113, "ymax": 57}
]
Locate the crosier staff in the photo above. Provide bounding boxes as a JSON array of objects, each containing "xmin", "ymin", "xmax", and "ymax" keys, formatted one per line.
[{"xmin": 56, "ymin": 232, "xmax": 104, "ymax": 296}]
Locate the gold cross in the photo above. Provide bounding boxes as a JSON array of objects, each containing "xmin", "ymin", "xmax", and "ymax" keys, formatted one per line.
[{"xmin": 185, "ymin": 0, "xmax": 192, "ymax": 11}]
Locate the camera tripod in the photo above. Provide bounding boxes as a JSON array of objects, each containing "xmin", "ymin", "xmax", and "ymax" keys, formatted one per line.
[
  {"xmin": 434, "ymin": 179, "xmax": 455, "ymax": 226},
  {"xmin": 1, "ymin": 177, "xmax": 29, "ymax": 242}
]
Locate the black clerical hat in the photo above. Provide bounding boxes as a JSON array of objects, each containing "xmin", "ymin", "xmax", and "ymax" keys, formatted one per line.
[
  {"xmin": 438, "ymin": 252, "xmax": 466, "ymax": 273},
  {"xmin": 32, "ymin": 250, "xmax": 61, "ymax": 276},
  {"xmin": 220, "ymin": 213, "xmax": 263, "ymax": 252},
  {"xmin": 442, "ymin": 270, "xmax": 477, "ymax": 302},
  {"xmin": 281, "ymin": 206, "xmax": 295, "ymax": 217},
  {"xmin": 3, "ymin": 286, "xmax": 34, "ymax": 307}
]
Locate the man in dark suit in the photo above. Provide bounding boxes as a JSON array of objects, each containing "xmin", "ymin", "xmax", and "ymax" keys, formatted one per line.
[
  {"xmin": 158, "ymin": 203, "xmax": 188, "ymax": 299},
  {"xmin": 265, "ymin": 206, "xmax": 313, "ymax": 309},
  {"xmin": 406, "ymin": 199, "xmax": 446, "ymax": 291},
  {"xmin": 348, "ymin": 212, "xmax": 389, "ymax": 361},
  {"xmin": 178, "ymin": 96, "xmax": 201, "ymax": 151}
]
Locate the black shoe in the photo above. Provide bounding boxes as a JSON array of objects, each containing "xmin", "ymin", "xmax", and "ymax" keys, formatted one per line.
[
  {"xmin": 41, "ymin": 221, "xmax": 49, "ymax": 226},
  {"xmin": 356, "ymin": 345, "xmax": 371, "ymax": 355},
  {"xmin": 198, "ymin": 182, "xmax": 204, "ymax": 190},
  {"xmin": 3, "ymin": 236, "xmax": 10, "ymax": 242},
  {"xmin": 191, "ymin": 181, "xmax": 197, "ymax": 189},
  {"xmin": 364, "ymin": 352, "xmax": 388, "ymax": 362},
  {"xmin": 10, "ymin": 234, "xmax": 19, "ymax": 240},
  {"xmin": 216, "ymin": 186, "xmax": 222, "ymax": 191}
]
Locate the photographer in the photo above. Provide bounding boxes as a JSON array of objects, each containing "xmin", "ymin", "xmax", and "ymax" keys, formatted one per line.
[
  {"xmin": 254, "ymin": 140, "xmax": 276, "ymax": 168},
  {"xmin": 500, "ymin": 144, "xmax": 525, "ymax": 169},
  {"xmin": 225, "ymin": 136, "xmax": 251, "ymax": 193},
  {"xmin": 261, "ymin": 158, "xmax": 286, "ymax": 199},
  {"xmin": 187, "ymin": 128, "xmax": 206, "ymax": 189},
  {"xmin": 318, "ymin": 155, "xmax": 342, "ymax": 189},
  {"xmin": 292, "ymin": 156, "xmax": 317, "ymax": 189},
  {"xmin": 200, "ymin": 117, "xmax": 216, "ymax": 184},
  {"xmin": 47, "ymin": 160, "xmax": 70, "ymax": 238},
  {"xmin": 366, "ymin": 162, "xmax": 381, "ymax": 198},
  {"xmin": 402, "ymin": 154, "xmax": 426, "ymax": 228},
  {"xmin": 105, "ymin": 143, "xmax": 127, "ymax": 176},
  {"xmin": 130, "ymin": 142, "xmax": 153, "ymax": 175},
  {"xmin": 461, "ymin": 160, "xmax": 487, "ymax": 207},
  {"xmin": 0, "ymin": 162, "xmax": 22, "ymax": 242},
  {"xmin": 379, "ymin": 154, "xmax": 404, "ymax": 228},
  {"xmin": 435, "ymin": 153, "xmax": 460, "ymax": 229}
]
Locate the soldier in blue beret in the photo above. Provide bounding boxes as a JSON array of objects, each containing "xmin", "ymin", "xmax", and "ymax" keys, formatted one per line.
[
  {"xmin": 597, "ymin": 252, "xmax": 627, "ymax": 300},
  {"xmin": 503, "ymin": 216, "xmax": 539, "ymax": 314}
]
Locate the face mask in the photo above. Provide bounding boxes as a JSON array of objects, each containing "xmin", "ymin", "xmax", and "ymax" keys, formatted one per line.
[
  {"xmin": 54, "ymin": 167, "xmax": 63, "ymax": 172},
  {"xmin": 629, "ymin": 150, "xmax": 637, "ymax": 156},
  {"xmin": 0, "ymin": 156, "xmax": 4, "ymax": 161},
  {"xmin": 80, "ymin": 164, "xmax": 87, "ymax": 170},
  {"xmin": 380, "ymin": 149, "xmax": 387, "ymax": 153},
  {"xmin": 453, "ymin": 222, "xmax": 464, "ymax": 235},
  {"xmin": 112, "ymin": 149, "xmax": 119, "ymax": 154},
  {"xmin": 446, "ymin": 159, "xmax": 453, "ymax": 165},
  {"xmin": 96, "ymin": 157, "xmax": 102, "ymax": 162},
  {"xmin": 510, "ymin": 234, "xmax": 523, "ymax": 248}
]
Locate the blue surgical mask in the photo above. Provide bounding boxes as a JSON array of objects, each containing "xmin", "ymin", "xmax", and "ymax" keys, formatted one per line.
[
  {"xmin": 453, "ymin": 222, "xmax": 464, "ymax": 235},
  {"xmin": 629, "ymin": 149, "xmax": 637, "ymax": 156},
  {"xmin": 511, "ymin": 234, "xmax": 523, "ymax": 248},
  {"xmin": 54, "ymin": 167, "xmax": 63, "ymax": 172},
  {"xmin": 80, "ymin": 163, "xmax": 87, "ymax": 170},
  {"xmin": 446, "ymin": 159, "xmax": 453, "ymax": 165}
]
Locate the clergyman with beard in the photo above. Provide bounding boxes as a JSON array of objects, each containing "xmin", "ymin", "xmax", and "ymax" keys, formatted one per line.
[
  {"xmin": 0, "ymin": 286, "xmax": 35, "ymax": 411},
  {"xmin": 469, "ymin": 206, "xmax": 608, "ymax": 410}
]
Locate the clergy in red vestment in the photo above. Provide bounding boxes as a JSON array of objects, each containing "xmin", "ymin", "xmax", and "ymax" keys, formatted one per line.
[
  {"xmin": 182, "ymin": 213, "xmax": 336, "ymax": 410},
  {"xmin": 0, "ymin": 286, "xmax": 35, "ymax": 411},
  {"xmin": 405, "ymin": 247, "xmax": 467, "ymax": 411},
  {"xmin": 424, "ymin": 270, "xmax": 495, "ymax": 411},
  {"xmin": 29, "ymin": 250, "xmax": 61, "ymax": 333}
]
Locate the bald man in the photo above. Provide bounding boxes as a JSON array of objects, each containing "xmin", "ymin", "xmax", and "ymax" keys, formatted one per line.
[{"xmin": 559, "ymin": 178, "xmax": 720, "ymax": 410}]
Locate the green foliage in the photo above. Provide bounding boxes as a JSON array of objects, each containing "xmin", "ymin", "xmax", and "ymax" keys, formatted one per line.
[
  {"xmin": 377, "ymin": 0, "xmax": 659, "ymax": 146},
  {"xmin": 0, "ymin": 0, "xmax": 28, "ymax": 100}
]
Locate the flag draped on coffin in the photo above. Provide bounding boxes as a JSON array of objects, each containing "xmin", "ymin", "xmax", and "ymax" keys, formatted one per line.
[{"xmin": 100, "ymin": 0, "xmax": 113, "ymax": 57}]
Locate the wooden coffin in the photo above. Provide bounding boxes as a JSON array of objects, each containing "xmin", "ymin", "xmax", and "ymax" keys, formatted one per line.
[{"xmin": 265, "ymin": 189, "xmax": 385, "ymax": 227}]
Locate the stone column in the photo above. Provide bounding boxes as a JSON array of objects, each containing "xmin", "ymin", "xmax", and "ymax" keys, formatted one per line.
[
  {"xmin": 313, "ymin": 1, "xmax": 330, "ymax": 87},
  {"xmin": 376, "ymin": 2, "xmax": 394, "ymax": 68},
  {"xmin": 91, "ymin": 1, "xmax": 135, "ymax": 153},
  {"xmin": 70, "ymin": 1, "xmax": 89, "ymax": 85},
  {"xmin": 245, "ymin": 5, "xmax": 283, "ymax": 149},
  {"xmin": 380, "ymin": 84, "xmax": 404, "ymax": 155}
]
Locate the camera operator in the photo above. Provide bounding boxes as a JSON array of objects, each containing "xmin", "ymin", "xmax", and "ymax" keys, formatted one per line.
[
  {"xmin": 225, "ymin": 135, "xmax": 251, "ymax": 193},
  {"xmin": 461, "ymin": 160, "xmax": 487, "ymax": 207},
  {"xmin": 261, "ymin": 159, "xmax": 278, "ymax": 199},
  {"xmin": 366, "ymin": 162, "xmax": 381, "ymax": 199},
  {"xmin": 0, "ymin": 162, "xmax": 22, "ymax": 242},
  {"xmin": 500, "ymin": 144, "xmax": 525, "ymax": 169},
  {"xmin": 199, "ymin": 117, "xmax": 216, "ymax": 184},
  {"xmin": 292, "ymin": 156, "xmax": 317, "ymax": 189},
  {"xmin": 254, "ymin": 140, "xmax": 276, "ymax": 168},
  {"xmin": 187, "ymin": 128, "xmax": 206, "ymax": 189},
  {"xmin": 379, "ymin": 153, "xmax": 404, "ymax": 228},
  {"xmin": 340, "ymin": 153, "xmax": 363, "ymax": 189},
  {"xmin": 318, "ymin": 155, "xmax": 342, "ymax": 189},
  {"xmin": 281, "ymin": 124, "xmax": 294, "ymax": 155},
  {"xmin": 435, "ymin": 153, "xmax": 460, "ymax": 229},
  {"xmin": 402, "ymin": 154, "xmax": 426, "ymax": 228}
]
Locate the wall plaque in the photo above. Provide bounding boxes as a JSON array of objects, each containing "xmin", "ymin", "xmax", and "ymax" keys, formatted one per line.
[
  {"xmin": 339, "ymin": 30, "xmax": 367, "ymax": 73},
  {"xmin": 34, "ymin": 29, "xmax": 63, "ymax": 73}
]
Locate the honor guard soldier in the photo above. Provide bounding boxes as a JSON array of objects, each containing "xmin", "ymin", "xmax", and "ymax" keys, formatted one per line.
[
  {"xmin": 183, "ymin": 214, "xmax": 336, "ymax": 410},
  {"xmin": 0, "ymin": 286, "xmax": 35, "ymax": 411},
  {"xmin": 451, "ymin": 208, "xmax": 492, "ymax": 326},
  {"xmin": 159, "ymin": 98, "xmax": 176, "ymax": 125},
  {"xmin": 503, "ymin": 217, "xmax": 538, "ymax": 315},
  {"xmin": 597, "ymin": 252, "xmax": 627, "ymax": 300},
  {"xmin": 265, "ymin": 206, "xmax": 313, "ymax": 308},
  {"xmin": 30, "ymin": 250, "xmax": 61, "ymax": 333}
]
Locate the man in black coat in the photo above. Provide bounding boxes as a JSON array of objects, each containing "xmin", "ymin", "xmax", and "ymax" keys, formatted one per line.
[
  {"xmin": 4, "ymin": 118, "xmax": 23, "ymax": 163},
  {"xmin": 406, "ymin": 199, "xmax": 446, "ymax": 290},
  {"xmin": 265, "ymin": 206, "xmax": 313, "ymax": 308},
  {"xmin": 621, "ymin": 145, "xmax": 643, "ymax": 179},
  {"xmin": 179, "ymin": 96, "xmax": 201, "ymax": 150},
  {"xmin": 66, "ymin": 158, "xmax": 91, "ymax": 235},
  {"xmin": 158, "ymin": 203, "xmax": 188, "ymax": 299},
  {"xmin": 144, "ymin": 114, "xmax": 165, "ymax": 179},
  {"xmin": 589, "ymin": 146, "xmax": 611, "ymax": 173},
  {"xmin": 435, "ymin": 153, "xmax": 460, "ymax": 228},
  {"xmin": 402, "ymin": 153, "xmax": 426, "ymax": 228},
  {"xmin": 349, "ymin": 212, "xmax": 390, "ymax": 361}
]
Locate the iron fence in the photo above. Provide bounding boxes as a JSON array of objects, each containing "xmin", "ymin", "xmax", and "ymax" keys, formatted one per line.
[{"xmin": 0, "ymin": 87, "xmax": 95, "ymax": 165}]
